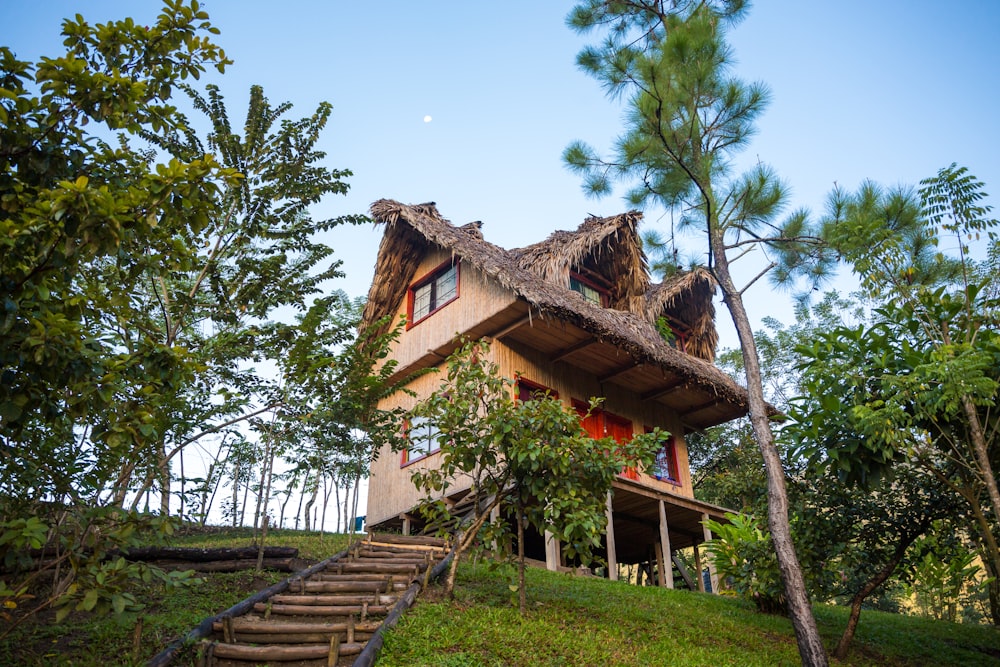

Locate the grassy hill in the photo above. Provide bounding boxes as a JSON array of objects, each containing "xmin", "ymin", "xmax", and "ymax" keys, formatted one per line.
[
  {"xmin": 3, "ymin": 529, "xmax": 997, "ymax": 665},
  {"xmin": 378, "ymin": 561, "xmax": 1000, "ymax": 667}
]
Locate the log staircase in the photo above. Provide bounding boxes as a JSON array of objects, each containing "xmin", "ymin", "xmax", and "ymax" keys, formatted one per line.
[{"xmin": 154, "ymin": 533, "xmax": 450, "ymax": 667}]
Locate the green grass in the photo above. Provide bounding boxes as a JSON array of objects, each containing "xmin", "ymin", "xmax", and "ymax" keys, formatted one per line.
[
  {"xmin": 377, "ymin": 562, "xmax": 1000, "ymax": 667},
  {"xmin": 0, "ymin": 528, "xmax": 354, "ymax": 666},
  {"xmin": 4, "ymin": 529, "xmax": 998, "ymax": 666}
]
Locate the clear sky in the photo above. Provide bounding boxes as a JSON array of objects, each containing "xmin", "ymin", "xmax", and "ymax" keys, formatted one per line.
[
  {"xmin": 5, "ymin": 1, "xmax": 998, "ymax": 526},
  {"xmin": 5, "ymin": 1, "xmax": 998, "ymax": 345}
]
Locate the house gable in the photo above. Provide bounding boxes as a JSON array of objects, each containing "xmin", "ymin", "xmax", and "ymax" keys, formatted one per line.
[{"xmin": 361, "ymin": 199, "xmax": 749, "ymax": 430}]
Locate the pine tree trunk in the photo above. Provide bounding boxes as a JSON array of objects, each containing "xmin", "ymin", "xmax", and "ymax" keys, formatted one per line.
[{"xmin": 710, "ymin": 229, "xmax": 828, "ymax": 667}]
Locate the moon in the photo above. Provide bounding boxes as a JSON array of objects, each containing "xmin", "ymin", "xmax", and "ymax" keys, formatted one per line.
[{"xmin": 423, "ymin": 115, "xmax": 432, "ymax": 123}]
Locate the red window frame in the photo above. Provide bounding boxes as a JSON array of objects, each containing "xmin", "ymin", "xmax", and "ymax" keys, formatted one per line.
[
  {"xmin": 515, "ymin": 377, "xmax": 557, "ymax": 403},
  {"xmin": 569, "ymin": 272, "xmax": 609, "ymax": 307},
  {"xmin": 406, "ymin": 260, "xmax": 460, "ymax": 329}
]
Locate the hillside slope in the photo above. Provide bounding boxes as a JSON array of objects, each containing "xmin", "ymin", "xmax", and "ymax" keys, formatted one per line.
[{"xmin": 378, "ymin": 563, "xmax": 1000, "ymax": 667}]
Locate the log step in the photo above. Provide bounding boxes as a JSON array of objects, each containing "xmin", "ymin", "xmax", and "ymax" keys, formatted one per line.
[
  {"xmin": 211, "ymin": 619, "xmax": 381, "ymax": 634},
  {"xmin": 293, "ymin": 581, "xmax": 394, "ymax": 594},
  {"xmin": 252, "ymin": 602, "xmax": 391, "ymax": 616},
  {"xmin": 209, "ymin": 640, "xmax": 364, "ymax": 661},
  {"xmin": 367, "ymin": 533, "xmax": 447, "ymax": 547},
  {"xmin": 270, "ymin": 594, "xmax": 397, "ymax": 606}
]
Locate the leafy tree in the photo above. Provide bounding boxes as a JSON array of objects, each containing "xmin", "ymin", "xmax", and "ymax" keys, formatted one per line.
[
  {"xmin": 564, "ymin": 3, "xmax": 837, "ymax": 661},
  {"xmin": 410, "ymin": 338, "xmax": 664, "ymax": 613},
  {"xmin": 117, "ymin": 80, "xmax": 363, "ymax": 515},
  {"xmin": 798, "ymin": 164, "xmax": 1000, "ymax": 624},
  {"xmin": 0, "ymin": 0, "xmax": 232, "ymax": 631}
]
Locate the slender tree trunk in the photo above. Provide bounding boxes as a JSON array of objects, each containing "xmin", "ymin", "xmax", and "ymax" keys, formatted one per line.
[
  {"xmin": 304, "ymin": 470, "xmax": 319, "ymax": 532},
  {"xmin": 320, "ymin": 474, "xmax": 332, "ymax": 537},
  {"xmin": 445, "ymin": 495, "xmax": 504, "ymax": 598},
  {"xmin": 178, "ymin": 448, "xmax": 185, "ymax": 521},
  {"xmin": 232, "ymin": 458, "xmax": 240, "ymax": 528},
  {"xmin": 294, "ymin": 472, "xmax": 307, "ymax": 530},
  {"xmin": 159, "ymin": 440, "xmax": 171, "ymax": 516},
  {"xmin": 962, "ymin": 396, "xmax": 1000, "ymax": 533},
  {"xmin": 710, "ymin": 229, "xmax": 828, "ymax": 667},
  {"xmin": 332, "ymin": 479, "xmax": 341, "ymax": 534},
  {"xmin": 351, "ymin": 473, "xmax": 362, "ymax": 534},
  {"xmin": 833, "ymin": 525, "xmax": 925, "ymax": 660},
  {"xmin": 517, "ymin": 505, "xmax": 527, "ymax": 616}
]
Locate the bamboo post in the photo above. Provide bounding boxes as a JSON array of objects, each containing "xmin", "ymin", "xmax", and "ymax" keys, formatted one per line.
[
  {"xmin": 654, "ymin": 541, "xmax": 666, "ymax": 587},
  {"xmin": 693, "ymin": 543, "xmax": 705, "ymax": 592},
  {"xmin": 327, "ymin": 634, "xmax": 341, "ymax": 667},
  {"xmin": 702, "ymin": 512, "xmax": 719, "ymax": 594},
  {"xmin": 658, "ymin": 500, "xmax": 674, "ymax": 589},
  {"xmin": 605, "ymin": 492, "xmax": 618, "ymax": 581}
]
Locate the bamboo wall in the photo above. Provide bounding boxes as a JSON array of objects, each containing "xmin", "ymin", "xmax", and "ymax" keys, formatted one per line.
[
  {"xmin": 384, "ymin": 248, "xmax": 518, "ymax": 371},
  {"xmin": 366, "ymin": 334, "xmax": 697, "ymax": 528}
]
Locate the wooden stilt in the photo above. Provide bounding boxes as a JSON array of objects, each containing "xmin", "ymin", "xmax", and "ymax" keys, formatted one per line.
[
  {"xmin": 693, "ymin": 543, "xmax": 705, "ymax": 592},
  {"xmin": 702, "ymin": 513, "xmax": 719, "ymax": 594},
  {"xmin": 605, "ymin": 492, "xmax": 618, "ymax": 581},
  {"xmin": 658, "ymin": 500, "xmax": 674, "ymax": 589},
  {"xmin": 654, "ymin": 541, "xmax": 666, "ymax": 587}
]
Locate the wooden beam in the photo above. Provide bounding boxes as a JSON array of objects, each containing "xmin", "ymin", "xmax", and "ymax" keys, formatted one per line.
[
  {"xmin": 550, "ymin": 337, "xmax": 597, "ymax": 363},
  {"xmin": 679, "ymin": 397, "xmax": 722, "ymax": 417},
  {"xmin": 599, "ymin": 360, "xmax": 640, "ymax": 384},
  {"xmin": 640, "ymin": 378, "xmax": 685, "ymax": 402},
  {"xmin": 672, "ymin": 554, "xmax": 696, "ymax": 590},
  {"xmin": 487, "ymin": 314, "xmax": 532, "ymax": 340}
]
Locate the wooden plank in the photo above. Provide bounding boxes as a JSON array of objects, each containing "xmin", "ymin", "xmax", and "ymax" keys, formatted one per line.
[
  {"xmin": 253, "ymin": 603, "xmax": 391, "ymax": 616},
  {"xmin": 210, "ymin": 641, "xmax": 364, "ymax": 660},
  {"xmin": 211, "ymin": 620, "xmax": 380, "ymax": 635}
]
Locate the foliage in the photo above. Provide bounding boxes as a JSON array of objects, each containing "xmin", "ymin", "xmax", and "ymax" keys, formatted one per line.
[
  {"xmin": 0, "ymin": 0, "xmax": 365, "ymax": 631},
  {"xmin": 903, "ymin": 530, "xmax": 988, "ymax": 624},
  {"xmin": 409, "ymin": 337, "xmax": 663, "ymax": 611},
  {"xmin": 705, "ymin": 513, "xmax": 785, "ymax": 613},
  {"xmin": 564, "ymin": 3, "xmax": 841, "ymax": 662},
  {"xmin": 798, "ymin": 164, "xmax": 1000, "ymax": 624}
]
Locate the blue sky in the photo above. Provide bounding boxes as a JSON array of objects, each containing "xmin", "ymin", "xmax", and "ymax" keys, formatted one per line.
[{"xmin": 5, "ymin": 1, "xmax": 999, "ymax": 346}]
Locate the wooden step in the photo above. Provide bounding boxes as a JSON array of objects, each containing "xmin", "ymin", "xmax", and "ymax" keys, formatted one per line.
[
  {"xmin": 211, "ymin": 619, "xmax": 381, "ymax": 635},
  {"xmin": 366, "ymin": 532, "xmax": 447, "ymax": 547},
  {"xmin": 292, "ymin": 580, "xmax": 388, "ymax": 594},
  {"xmin": 270, "ymin": 594, "xmax": 397, "ymax": 606},
  {"xmin": 253, "ymin": 602, "xmax": 391, "ymax": 616},
  {"xmin": 209, "ymin": 640, "xmax": 364, "ymax": 661}
]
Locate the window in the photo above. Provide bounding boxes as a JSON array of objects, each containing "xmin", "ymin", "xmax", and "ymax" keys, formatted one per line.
[
  {"xmin": 651, "ymin": 432, "xmax": 680, "ymax": 483},
  {"xmin": 572, "ymin": 400, "xmax": 637, "ymax": 479},
  {"xmin": 408, "ymin": 261, "xmax": 459, "ymax": 327},
  {"xmin": 569, "ymin": 273, "xmax": 608, "ymax": 307},
  {"xmin": 516, "ymin": 377, "xmax": 557, "ymax": 403},
  {"xmin": 401, "ymin": 416, "xmax": 440, "ymax": 465}
]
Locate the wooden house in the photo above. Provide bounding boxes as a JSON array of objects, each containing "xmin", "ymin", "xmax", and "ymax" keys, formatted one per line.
[{"xmin": 360, "ymin": 200, "xmax": 751, "ymax": 590}]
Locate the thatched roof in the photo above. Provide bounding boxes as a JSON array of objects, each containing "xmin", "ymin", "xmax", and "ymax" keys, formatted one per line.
[
  {"xmin": 363, "ymin": 200, "xmax": 719, "ymax": 360},
  {"xmin": 361, "ymin": 200, "xmax": 749, "ymax": 425}
]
